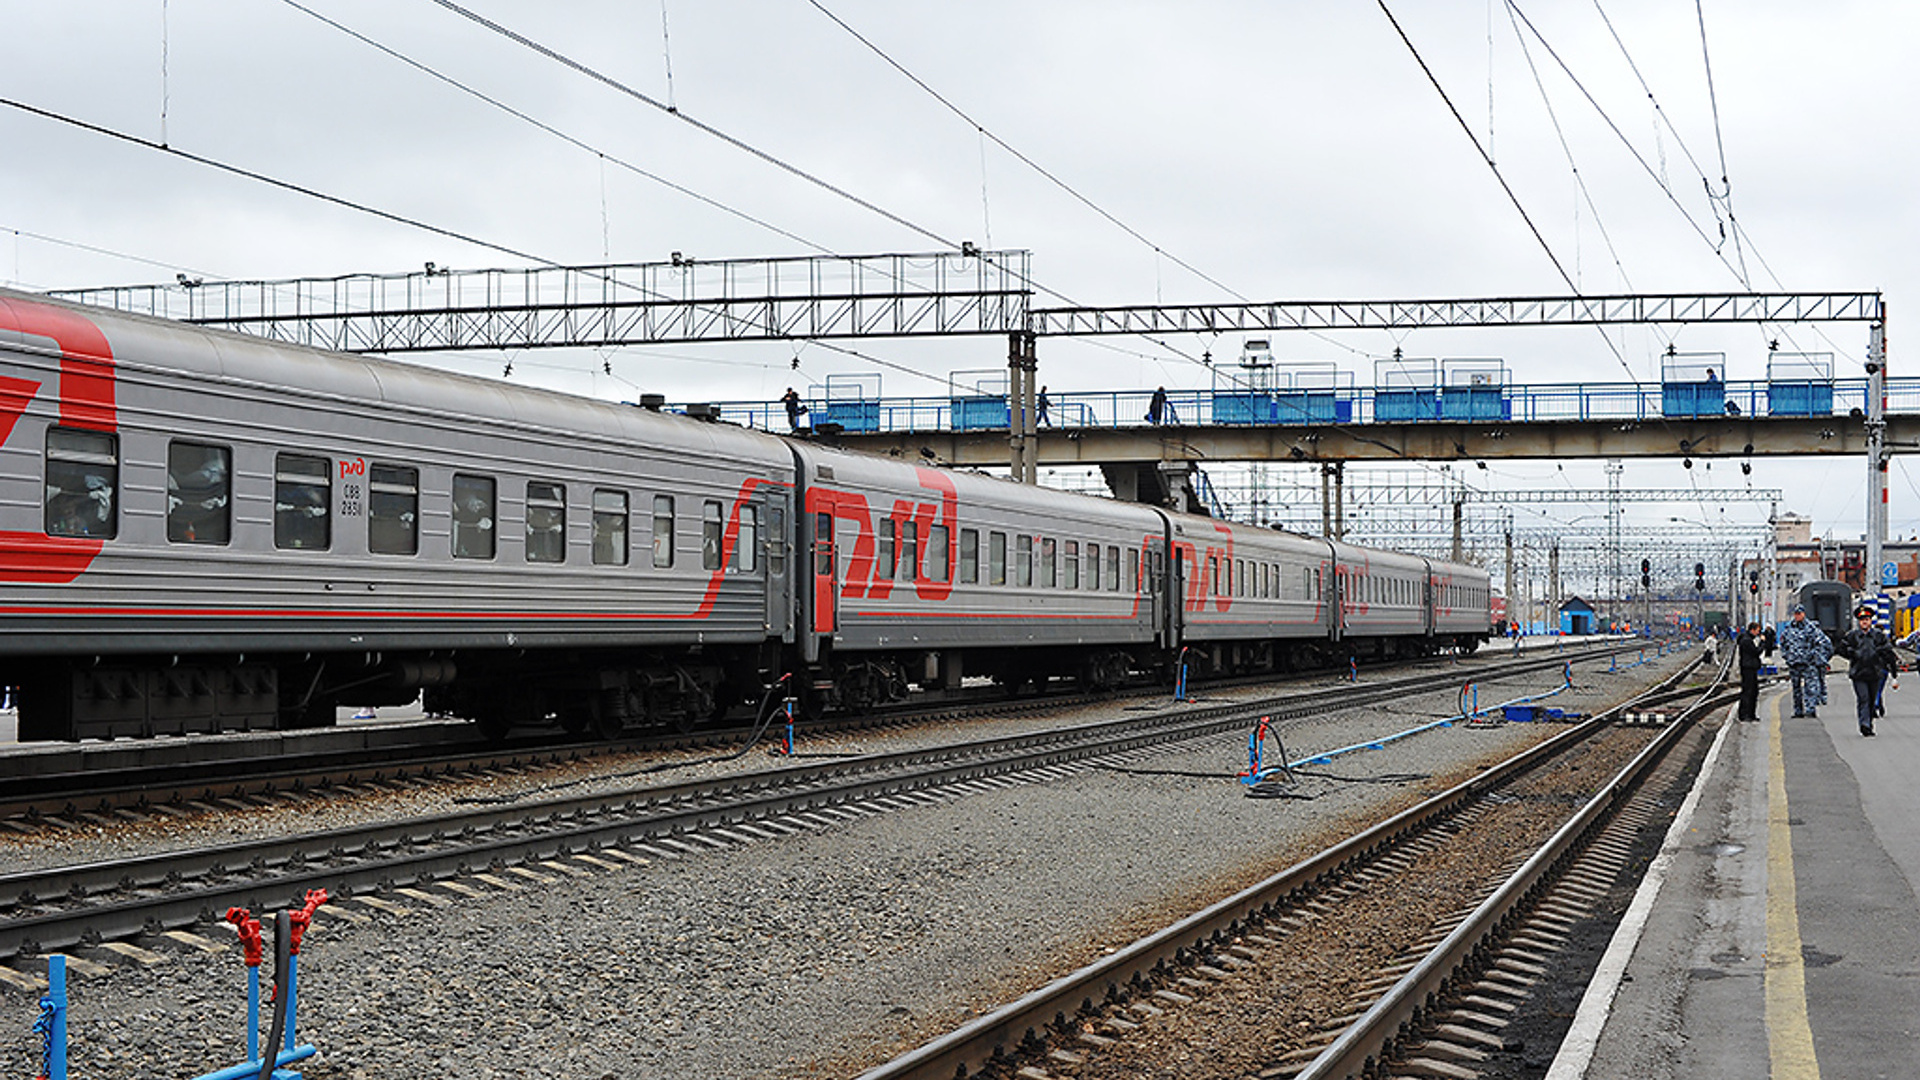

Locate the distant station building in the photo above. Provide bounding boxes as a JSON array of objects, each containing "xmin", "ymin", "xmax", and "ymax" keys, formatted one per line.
[{"xmin": 1741, "ymin": 511, "xmax": 1920, "ymax": 634}]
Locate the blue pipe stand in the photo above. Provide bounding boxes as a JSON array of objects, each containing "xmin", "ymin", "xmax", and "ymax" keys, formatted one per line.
[
  {"xmin": 194, "ymin": 894, "xmax": 327, "ymax": 1080},
  {"xmin": 33, "ymin": 953, "xmax": 66, "ymax": 1080}
]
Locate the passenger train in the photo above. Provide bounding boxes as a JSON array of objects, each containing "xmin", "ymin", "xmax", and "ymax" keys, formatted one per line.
[{"xmin": 0, "ymin": 288, "xmax": 1493, "ymax": 742}]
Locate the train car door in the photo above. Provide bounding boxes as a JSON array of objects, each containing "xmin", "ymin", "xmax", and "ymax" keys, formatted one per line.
[
  {"xmin": 765, "ymin": 490, "xmax": 793, "ymax": 643},
  {"xmin": 1145, "ymin": 535, "xmax": 1179, "ymax": 649},
  {"xmin": 804, "ymin": 494, "xmax": 839, "ymax": 663}
]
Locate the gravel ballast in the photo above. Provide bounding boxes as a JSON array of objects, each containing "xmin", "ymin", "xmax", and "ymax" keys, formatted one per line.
[{"xmin": 0, "ymin": 647, "xmax": 1696, "ymax": 1078}]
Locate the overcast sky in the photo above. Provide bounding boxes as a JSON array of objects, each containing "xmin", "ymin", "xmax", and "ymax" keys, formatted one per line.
[{"xmin": 3, "ymin": 0, "xmax": 1915, "ymax": 572}]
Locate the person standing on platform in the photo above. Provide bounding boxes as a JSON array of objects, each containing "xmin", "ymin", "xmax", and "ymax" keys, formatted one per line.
[
  {"xmin": 1036, "ymin": 386, "xmax": 1051, "ymax": 426},
  {"xmin": 1778, "ymin": 604, "xmax": 1830, "ymax": 718},
  {"xmin": 1839, "ymin": 606, "xmax": 1897, "ymax": 736},
  {"xmin": 781, "ymin": 387, "xmax": 807, "ymax": 430},
  {"xmin": 1736, "ymin": 621, "xmax": 1766, "ymax": 722}
]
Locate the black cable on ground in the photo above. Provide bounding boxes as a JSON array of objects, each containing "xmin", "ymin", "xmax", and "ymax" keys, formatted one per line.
[
  {"xmin": 453, "ymin": 676, "xmax": 799, "ymax": 805},
  {"xmin": 1087, "ymin": 763, "xmax": 1245, "ymax": 780}
]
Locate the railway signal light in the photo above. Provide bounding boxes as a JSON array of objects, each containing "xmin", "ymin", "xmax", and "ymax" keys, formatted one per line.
[
  {"xmin": 1749, "ymin": 571, "xmax": 1761, "ymax": 594},
  {"xmin": 1694, "ymin": 562, "xmax": 1706, "ymax": 591}
]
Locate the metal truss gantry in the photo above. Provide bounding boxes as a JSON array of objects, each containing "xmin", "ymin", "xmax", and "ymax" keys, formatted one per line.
[
  {"xmin": 1026, "ymin": 292, "xmax": 1884, "ymax": 337},
  {"xmin": 54, "ymin": 251, "xmax": 1883, "ymax": 349},
  {"xmin": 52, "ymin": 252, "xmax": 1884, "ymax": 588},
  {"xmin": 54, "ymin": 251, "xmax": 1034, "ymax": 351}
]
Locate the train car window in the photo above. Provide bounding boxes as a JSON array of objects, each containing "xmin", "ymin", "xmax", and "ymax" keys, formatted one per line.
[
  {"xmin": 653, "ymin": 496, "xmax": 675, "ymax": 568},
  {"xmin": 1209, "ymin": 555, "xmax": 1219, "ymax": 597},
  {"xmin": 927, "ymin": 523, "xmax": 949, "ymax": 583},
  {"xmin": 1237, "ymin": 559, "xmax": 1247, "ymax": 597},
  {"xmin": 735, "ymin": 504, "xmax": 758, "ymax": 573},
  {"xmin": 877, "ymin": 518, "xmax": 896, "ymax": 579},
  {"xmin": 1039, "ymin": 537, "xmax": 1056, "ymax": 588},
  {"xmin": 1087, "ymin": 543, "xmax": 1101, "ymax": 590},
  {"xmin": 451, "ymin": 474, "xmax": 496, "ymax": 560},
  {"xmin": 591, "ymin": 489, "xmax": 628, "ymax": 566},
  {"xmin": 1064, "ymin": 540, "xmax": 1079, "ymax": 589},
  {"xmin": 274, "ymin": 453, "xmax": 331, "ymax": 551},
  {"xmin": 989, "ymin": 530, "xmax": 1007, "ymax": 585},
  {"xmin": 814, "ymin": 512, "xmax": 832, "ymax": 575},
  {"xmin": 768, "ymin": 506, "xmax": 786, "ymax": 576},
  {"xmin": 1126, "ymin": 548, "xmax": 1139, "ymax": 593},
  {"xmin": 901, "ymin": 519, "xmax": 918, "ymax": 581},
  {"xmin": 1108, "ymin": 546, "xmax": 1121, "ymax": 591},
  {"xmin": 165, "ymin": 442, "xmax": 231, "ymax": 545},
  {"xmin": 526, "ymin": 482, "xmax": 567, "ymax": 563},
  {"xmin": 1016, "ymin": 534, "xmax": 1033, "ymax": 587},
  {"xmin": 44, "ymin": 427, "xmax": 119, "ymax": 539},
  {"xmin": 702, "ymin": 500, "xmax": 724, "ymax": 571},
  {"xmin": 368, "ymin": 464, "xmax": 419, "ymax": 555},
  {"xmin": 959, "ymin": 527, "xmax": 978, "ymax": 583}
]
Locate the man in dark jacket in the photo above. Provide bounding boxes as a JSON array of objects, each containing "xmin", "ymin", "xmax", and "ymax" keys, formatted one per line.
[
  {"xmin": 1839, "ymin": 606, "xmax": 1898, "ymax": 736},
  {"xmin": 1736, "ymin": 621, "xmax": 1767, "ymax": 722}
]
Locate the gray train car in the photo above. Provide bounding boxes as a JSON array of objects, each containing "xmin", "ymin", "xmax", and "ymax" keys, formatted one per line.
[
  {"xmin": 1428, "ymin": 556, "xmax": 1496, "ymax": 646},
  {"xmin": 1164, "ymin": 514, "xmax": 1338, "ymax": 673},
  {"xmin": 0, "ymin": 289, "xmax": 793, "ymax": 740},
  {"xmin": 1329, "ymin": 541, "xmax": 1432, "ymax": 653},
  {"xmin": 2, "ymin": 288, "xmax": 1495, "ymax": 741},
  {"xmin": 790, "ymin": 442, "xmax": 1163, "ymax": 705}
]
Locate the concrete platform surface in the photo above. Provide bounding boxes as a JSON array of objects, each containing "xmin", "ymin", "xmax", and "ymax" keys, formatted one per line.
[{"xmin": 1554, "ymin": 674, "xmax": 1920, "ymax": 1079}]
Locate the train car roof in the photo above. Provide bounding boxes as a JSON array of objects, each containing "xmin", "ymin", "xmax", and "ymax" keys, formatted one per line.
[
  {"xmin": 0, "ymin": 288, "xmax": 793, "ymax": 470},
  {"xmin": 786, "ymin": 438, "xmax": 1164, "ymax": 530}
]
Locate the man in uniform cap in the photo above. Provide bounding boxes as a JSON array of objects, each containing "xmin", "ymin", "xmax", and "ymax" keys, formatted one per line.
[{"xmin": 1839, "ymin": 605, "xmax": 1898, "ymax": 736}]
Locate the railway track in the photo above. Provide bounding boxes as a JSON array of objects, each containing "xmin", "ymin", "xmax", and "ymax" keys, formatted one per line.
[
  {"xmin": 0, "ymin": 640, "xmax": 1638, "ymax": 825},
  {"xmin": 0, "ymin": 642, "xmax": 1650, "ymax": 975},
  {"xmin": 851, "ymin": 646, "xmax": 1725, "ymax": 1080}
]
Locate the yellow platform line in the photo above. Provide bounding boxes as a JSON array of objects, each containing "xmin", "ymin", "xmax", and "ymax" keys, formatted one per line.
[{"xmin": 1767, "ymin": 696, "xmax": 1822, "ymax": 1078}]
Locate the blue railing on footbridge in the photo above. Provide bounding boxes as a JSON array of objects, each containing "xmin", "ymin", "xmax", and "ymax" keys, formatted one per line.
[{"xmin": 703, "ymin": 377, "xmax": 1920, "ymax": 436}]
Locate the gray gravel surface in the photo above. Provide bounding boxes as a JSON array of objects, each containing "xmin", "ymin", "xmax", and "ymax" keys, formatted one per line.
[{"xmin": 0, "ymin": 645, "xmax": 1694, "ymax": 1079}]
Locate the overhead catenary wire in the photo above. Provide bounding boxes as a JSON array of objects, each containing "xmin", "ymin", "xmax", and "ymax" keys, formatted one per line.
[
  {"xmin": 0, "ymin": 95, "xmax": 961, "ymax": 394},
  {"xmin": 800, "ymin": 0, "xmax": 1386, "ymax": 373},
  {"xmin": 1374, "ymin": 0, "xmax": 1577, "ymax": 293},
  {"xmin": 1693, "ymin": 0, "xmax": 1749, "ymax": 284},
  {"xmin": 276, "ymin": 0, "xmax": 829, "ymax": 255},
  {"xmin": 293, "ymin": 0, "xmax": 1205, "ymax": 390},
  {"xmin": 802, "ymin": 0, "xmax": 1249, "ymax": 303},
  {"xmin": 1, "ymin": 224, "xmax": 220, "ymax": 282},
  {"xmin": 1376, "ymin": 1, "xmax": 1650, "ymax": 391},
  {"xmin": 1521, "ymin": 3, "xmax": 1844, "ymax": 362},
  {"xmin": 426, "ymin": 0, "xmax": 959, "ymax": 252},
  {"xmin": 1502, "ymin": 1, "xmax": 1634, "ymax": 292}
]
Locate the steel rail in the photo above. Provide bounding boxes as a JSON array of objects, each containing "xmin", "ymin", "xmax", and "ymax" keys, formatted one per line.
[
  {"xmin": 0, "ymin": 644, "xmax": 1615, "ymax": 820},
  {"xmin": 1293, "ymin": 651, "xmax": 1730, "ymax": 1079},
  {"xmin": 853, "ymin": 649, "xmax": 1705, "ymax": 1080},
  {"xmin": 0, "ymin": 645, "xmax": 1635, "ymax": 965}
]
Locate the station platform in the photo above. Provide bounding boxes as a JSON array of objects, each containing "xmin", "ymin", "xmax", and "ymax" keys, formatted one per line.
[{"xmin": 1549, "ymin": 674, "xmax": 1920, "ymax": 1079}]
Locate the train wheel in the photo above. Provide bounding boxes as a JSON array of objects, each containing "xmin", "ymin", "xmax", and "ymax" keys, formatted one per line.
[{"xmin": 475, "ymin": 711, "xmax": 512, "ymax": 742}]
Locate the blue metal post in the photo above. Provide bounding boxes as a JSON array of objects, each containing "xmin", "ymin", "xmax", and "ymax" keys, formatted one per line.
[
  {"xmin": 285, "ymin": 954, "xmax": 298, "ymax": 1053},
  {"xmin": 246, "ymin": 965, "xmax": 261, "ymax": 1061},
  {"xmin": 42, "ymin": 953, "xmax": 67, "ymax": 1080}
]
